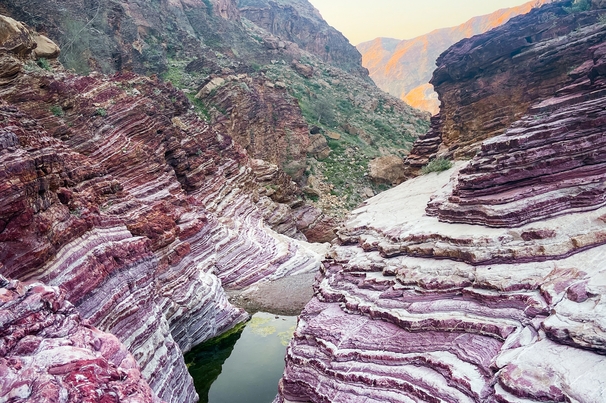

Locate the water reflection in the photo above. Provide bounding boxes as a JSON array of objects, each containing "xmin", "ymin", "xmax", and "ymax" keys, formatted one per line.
[{"xmin": 185, "ymin": 313, "xmax": 296, "ymax": 403}]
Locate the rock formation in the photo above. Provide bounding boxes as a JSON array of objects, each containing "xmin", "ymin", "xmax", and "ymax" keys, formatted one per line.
[
  {"xmin": 0, "ymin": 0, "xmax": 431, "ymax": 219},
  {"xmin": 407, "ymin": 0, "xmax": 606, "ymax": 169},
  {"xmin": 357, "ymin": 0, "xmax": 549, "ymax": 114},
  {"xmin": 0, "ymin": 275, "xmax": 163, "ymax": 403},
  {"xmin": 238, "ymin": 0, "xmax": 370, "ymax": 79},
  {"xmin": 276, "ymin": 1, "xmax": 606, "ymax": 402},
  {"xmin": 0, "ymin": 16, "xmax": 325, "ymax": 402}
]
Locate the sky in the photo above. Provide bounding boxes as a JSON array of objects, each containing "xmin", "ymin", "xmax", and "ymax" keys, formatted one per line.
[{"xmin": 306, "ymin": 0, "xmax": 533, "ymax": 45}]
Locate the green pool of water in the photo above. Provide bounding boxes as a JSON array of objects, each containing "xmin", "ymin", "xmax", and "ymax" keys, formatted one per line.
[{"xmin": 185, "ymin": 312, "xmax": 297, "ymax": 403}]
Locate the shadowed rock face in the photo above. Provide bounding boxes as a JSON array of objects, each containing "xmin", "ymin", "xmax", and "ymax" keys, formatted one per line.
[
  {"xmin": 238, "ymin": 0, "xmax": 369, "ymax": 80},
  {"xmin": 407, "ymin": 0, "xmax": 606, "ymax": 169},
  {"xmin": 0, "ymin": 0, "xmax": 243, "ymax": 74},
  {"xmin": 0, "ymin": 19, "xmax": 325, "ymax": 402},
  {"xmin": 0, "ymin": 275, "xmax": 163, "ymax": 403},
  {"xmin": 275, "ymin": 2, "xmax": 606, "ymax": 402}
]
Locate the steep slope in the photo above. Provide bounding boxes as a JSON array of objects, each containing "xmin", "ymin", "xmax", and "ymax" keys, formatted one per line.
[
  {"xmin": 276, "ymin": 2, "xmax": 606, "ymax": 402},
  {"xmin": 0, "ymin": 0, "xmax": 430, "ymax": 217},
  {"xmin": 238, "ymin": 0, "xmax": 369, "ymax": 79},
  {"xmin": 358, "ymin": 0, "xmax": 549, "ymax": 114},
  {"xmin": 0, "ymin": 17, "xmax": 325, "ymax": 402},
  {"xmin": 406, "ymin": 0, "xmax": 606, "ymax": 170}
]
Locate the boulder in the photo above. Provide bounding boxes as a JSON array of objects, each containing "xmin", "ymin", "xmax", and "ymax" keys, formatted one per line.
[
  {"xmin": 368, "ymin": 155, "xmax": 406, "ymax": 184},
  {"xmin": 33, "ymin": 33, "xmax": 60, "ymax": 58},
  {"xmin": 0, "ymin": 14, "xmax": 35, "ymax": 58},
  {"xmin": 307, "ymin": 133, "xmax": 330, "ymax": 159}
]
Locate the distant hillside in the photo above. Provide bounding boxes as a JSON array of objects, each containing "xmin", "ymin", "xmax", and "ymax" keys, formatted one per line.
[{"xmin": 358, "ymin": 0, "xmax": 550, "ymax": 114}]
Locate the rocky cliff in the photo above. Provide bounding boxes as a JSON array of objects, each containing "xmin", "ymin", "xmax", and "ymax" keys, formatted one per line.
[
  {"xmin": 406, "ymin": 0, "xmax": 606, "ymax": 169},
  {"xmin": 238, "ymin": 0, "xmax": 369, "ymax": 79},
  {"xmin": 1, "ymin": 275, "xmax": 163, "ymax": 403},
  {"xmin": 0, "ymin": 17, "xmax": 328, "ymax": 402},
  {"xmin": 276, "ymin": 1, "xmax": 606, "ymax": 402},
  {"xmin": 357, "ymin": 0, "xmax": 548, "ymax": 114}
]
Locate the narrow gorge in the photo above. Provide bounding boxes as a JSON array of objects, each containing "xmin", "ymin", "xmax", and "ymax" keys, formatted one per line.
[
  {"xmin": 277, "ymin": 1, "xmax": 606, "ymax": 402},
  {"xmin": 1, "ymin": 0, "xmax": 606, "ymax": 402}
]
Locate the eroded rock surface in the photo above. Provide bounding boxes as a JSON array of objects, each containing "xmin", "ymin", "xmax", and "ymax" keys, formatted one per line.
[
  {"xmin": 277, "ymin": 161, "xmax": 606, "ymax": 402},
  {"xmin": 357, "ymin": 0, "xmax": 547, "ymax": 115},
  {"xmin": 238, "ymin": 0, "xmax": 369, "ymax": 79},
  {"xmin": 407, "ymin": 0, "xmax": 606, "ymax": 170},
  {"xmin": 0, "ymin": 21, "xmax": 323, "ymax": 402},
  {"xmin": 0, "ymin": 275, "xmax": 162, "ymax": 403},
  {"xmin": 276, "ymin": 3, "xmax": 606, "ymax": 402}
]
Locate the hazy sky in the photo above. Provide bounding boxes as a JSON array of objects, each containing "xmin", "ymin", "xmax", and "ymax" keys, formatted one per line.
[{"xmin": 307, "ymin": 0, "xmax": 532, "ymax": 45}]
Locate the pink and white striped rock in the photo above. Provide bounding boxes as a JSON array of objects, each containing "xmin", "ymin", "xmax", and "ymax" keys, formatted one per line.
[
  {"xmin": 0, "ymin": 275, "xmax": 162, "ymax": 403},
  {"xmin": 0, "ymin": 25, "xmax": 324, "ymax": 402},
  {"xmin": 277, "ymin": 8, "xmax": 606, "ymax": 397},
  {"xmin": 277, "ymin": 164, "xmax": 606, "ymax": 402}
]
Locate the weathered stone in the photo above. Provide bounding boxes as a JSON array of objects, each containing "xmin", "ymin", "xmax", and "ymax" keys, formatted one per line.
[
  {"xmin": 357, "ymin": 0, "xmax": 548, "ymax": 113},
  {"xmin": 368, "ymin": 155, "xmax": 407, "ymax": 184},
  {"xmin": 0, "ymin": 275, "xmax": 162, "ymax": 403},
  {"xmin": 325, "ymin": 131, "xmax": 340, "ymax": 140},
  {"xmin": 32, "ymin": 33, "xmax": 60, "ymax": 59},
  {"xmin": 291, "ymin": 61, "xmax": 314, "ymax": 78},
  {"xmin": 0, "ymin": 15, "xmax": 34, "ymax": 58},
  {"xmin": 195, "ymin": 77, "xmax": 225, "ymax": 98},
  {"xmin": 276, "ymin": 4, "xmax": 606, "ymax": 402},
  {"xmin": 0, "ymin": 43, "xmax": 324, "ymax": 402},
  {"xmin": 307, "ymin": 133, "xmax": 330, "ymax": 159},
  {"xmin": 239, "ymin": 0, "xmax": 369, "ymax": 79}
]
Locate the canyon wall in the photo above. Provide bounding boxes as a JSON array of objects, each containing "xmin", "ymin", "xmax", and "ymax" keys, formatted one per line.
[
  {"xmin": 277, "ymin": 1, "xmax": 606, "ymax": 402},
  {"xmin": 357, "ymin": 0, "xmax": 548, "ymax": 114},
  {"xmin": 407, "ymin": 0, "xmax": 606, "ymax": 168},
  {"xmin": 1, "ymin": 275, "xmax": 164, "ymax": 403},
  {"xmin": 0, "ymin": 17, "xmax": 325, "ymax": 402},
  {"xmin": 238, "ymin": 0, "xmax": 370, "ymax": 79}
]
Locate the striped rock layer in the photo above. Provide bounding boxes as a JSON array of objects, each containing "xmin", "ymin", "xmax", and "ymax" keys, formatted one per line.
[
  {"xmin": 277, "ymin": 160, "xmax": 606, "ymax": 402},
  {"xmin": 0, "ymin": 275, "xmax": 163, "ymax": 403},
  {"xmin": 406, "ymin": 1, "xmax": 606, "ymax": 170},
  {"xmin": 276, "ymin": 3, "xmax": 606, "ymax": 402},
  {"xmin": 0, "ymin": 25, "xmax": 323, "ymax": 403}
]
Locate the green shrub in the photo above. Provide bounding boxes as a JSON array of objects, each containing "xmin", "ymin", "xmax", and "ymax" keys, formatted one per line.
[
  {"xmin": 421, "ymin": 157, "xmax": 453, "ymax": 174},
  {"xmin": 50, "ymin": 105, "xmax": 64, "ymax": 117},
  {"xmin": 36, "ymin": 58, "xmax": 51, "ymax": 71},
  {"xmin": 95, "ymin": 108, "xmax": 107, "ymax": 117},
  {"xmin": 564, "ymin": 0, "xmax": 591, "ymax": 13}
]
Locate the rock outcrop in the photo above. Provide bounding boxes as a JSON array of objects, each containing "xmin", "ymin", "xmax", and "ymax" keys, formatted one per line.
[
  {"xmin": 196, "ymin": 73, "xmax": 311, "ymax": 178},
  {"xmin": 276, "ymin": 2, "xmax": 606, "ymax": 402},
  {"xmin": 0, "ymin": 18, "xmax": 324, "ymax": 402},
  {"xmin": 238, "ymin": 0, "xmax": 370, "ymax": 79},
  {"xmin": 0, "ymin": 275, "xmax": 162, "ymax": 403},
  {"xmin": 357, "ymin": 0, "xmax": 548, "ymax": 114},
  {"xmin": 1, "ymin": 0, "xmax": 432, "ymax": 220},
  {"xmin": 406, "ymin": 0, "xmax": 606, "ymax": 169}
]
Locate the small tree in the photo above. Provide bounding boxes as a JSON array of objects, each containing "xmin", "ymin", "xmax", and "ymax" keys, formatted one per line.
[{"xmin": 312, "ymin": 96, "xmax": 336, "ymax": 127}]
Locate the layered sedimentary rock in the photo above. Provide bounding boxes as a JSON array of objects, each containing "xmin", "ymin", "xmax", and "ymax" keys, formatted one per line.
[
  {"xmin": 276, "ymin": 3, "xmax": 606, "ymax": 402},
  {"xmin": 197, "ymin": 73, "xmax": 310, "ymax": 177},
  {"xmin": 0, "ymin": 275, "xmax": 162, "ymax": 403},
  {"xmin": 407, "ymin": 0, "xmax": 606, "ymax": 169},
  {"xmin": 277, "ymin": 162, "xmax": 606, "ymax": 402},
  {"xmin": 0, "ymin": 19, "xmax": 323, "ymax": 402},
  {"xmin": 357, "ymin": 0, "xmax": 547, "ymax": 114}
]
